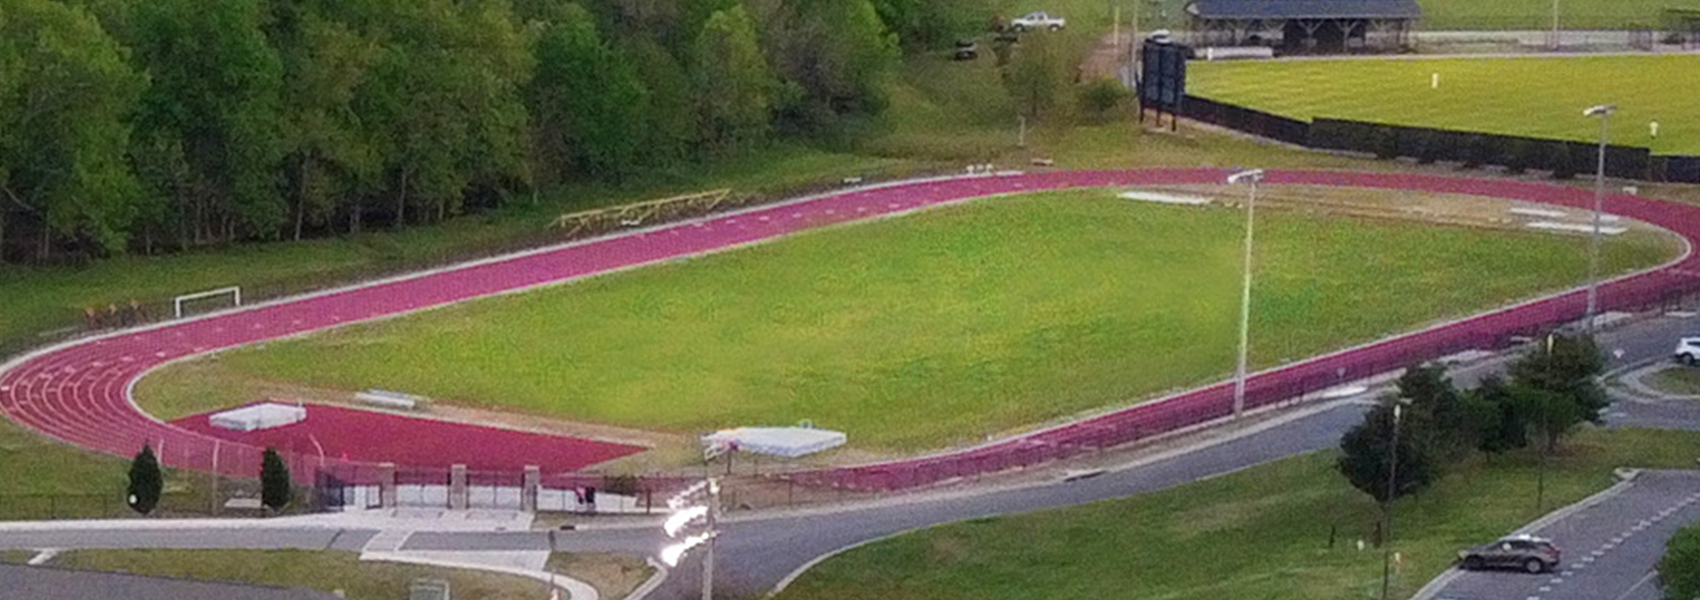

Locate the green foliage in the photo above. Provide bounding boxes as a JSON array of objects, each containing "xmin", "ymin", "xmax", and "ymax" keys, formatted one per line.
[
  {"xmin": 1396, "ymin": 363, "xmax": 1477, "ymax": 458},
  {"xmin": 0, "ymin": 0, "xmax": 144, "ymax": 254},
  {"xmin": 1077, "ymin": 78, "xmax": 1129, "ymax": 119},
  {"xmin": 127, "ymin": 444, "xmax": 163, "ymax": 515},
  {"xmin": 130, "ymin": 0, "xmax": 287, "ymax": 237},
  {"xmin": 528, "ymin": 3, "xmax": 643, "ymax": 181},
  {"xmin": 261, "ymin": 447, "xmax": 291, "ymax": 511},
  {"xmin": 0, "ymin": 0, "xmax": 907, "ymax": 262},
  {"xmin": 1338, "ymin": 399, "xmax": 1437, "ymax": 506},
  {"xmin": 758, "ymin": 0, "xmax": 899, "ymax": 132},
  {"xmin": 870, "ymin": 0, "xmax": 981, "ymax": 51},
  {"xmin": 1509, "ymin": 334, "xmax": 1608, "ymax": 448},
  {"xmin": 1003, "ymin": 30, "xmax": 1073, "ymax": 122},
  {"xmin": 1473, "ymin": 375, "xmax": 1531, "ymax": 454},
  {"xmin": 1661, "ymin": 523, "xmax": 1700, "ymax": 600},
  {"xmin": 691, "ymin": 4, "xmax": 775, "ymax": 153}
]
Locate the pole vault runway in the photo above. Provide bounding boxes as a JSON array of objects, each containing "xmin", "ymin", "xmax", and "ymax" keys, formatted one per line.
[{"xmin": 2, "ymin": 170, "xmax": 1698, "ymax": 481}]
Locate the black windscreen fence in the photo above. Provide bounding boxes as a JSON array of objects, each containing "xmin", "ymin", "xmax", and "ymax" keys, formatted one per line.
[{"xmin": 1183, "ymin": 95, "xmax": 1698, "ymax": 184}]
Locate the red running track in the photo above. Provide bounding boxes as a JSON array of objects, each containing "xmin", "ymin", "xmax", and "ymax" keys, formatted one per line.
[
  {"xmin": 169, "ymin": 403, "xmax": 644, "ymax": 473},
  {"xmin": 2, "ymin": 170, "xmax": 1698, "ymax": 484}
]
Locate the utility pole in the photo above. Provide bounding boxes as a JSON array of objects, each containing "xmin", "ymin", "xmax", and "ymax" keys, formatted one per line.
[
  {"xmin": 1381, "ymin": 401, "xmax": 1408, "ymax": 600},
  {"xmin": 1583, "ymin": 105, "xmax": 1615, "ymax": 331},
  {"xmin": 1227, "ymin": 169, "xmax": 1265, "ymax": 418}
]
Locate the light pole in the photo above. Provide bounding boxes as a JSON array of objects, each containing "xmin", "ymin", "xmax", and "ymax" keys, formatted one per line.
[
  {"xmin": 1381, "ymin": 398, "xmax": 1412, "ymax": 600},
  {"xmin": 1228, "ymin": 169, "xmax": 1265, "ymax": 419},
  {"xmin": 1583, "ymin": 105, "xmax": 1615, "ymax": 331},
  {"xmin": 1550, "ymin": 0, "xmax": 1561, "ymax": 50}
]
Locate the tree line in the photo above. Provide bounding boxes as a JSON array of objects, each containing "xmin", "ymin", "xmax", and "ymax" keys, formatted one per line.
[{"xmin": 0, "ymin": 0, "xmax": 987, "ymax": 263}]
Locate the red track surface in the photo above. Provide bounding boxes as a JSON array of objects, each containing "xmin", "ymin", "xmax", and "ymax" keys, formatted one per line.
[
  {"xmin": 3, "ymin": 170, "xmax": 1698, "ymax": 483},
  {"xmin": 169, "ymin": 403, "xmax": 643, "ymax": 473}
]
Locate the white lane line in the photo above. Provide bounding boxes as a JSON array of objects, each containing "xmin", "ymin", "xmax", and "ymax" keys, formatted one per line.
[{"xmin": 1612, "ymin": 570, "xmax": 1660, "ymax": 600}]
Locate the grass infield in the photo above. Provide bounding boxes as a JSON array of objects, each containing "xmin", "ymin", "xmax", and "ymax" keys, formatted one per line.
[
  {"xmin": 139, "ymin": 189, "xmax": 1674, "ymax": 451},
  {"xmin": 1649, "ymin": 366, "xmax": 1700, "ymax": 396},
  {"xmin": 1189, "ymin": 55, "xmax": 1700, "ymax": 155},
  {"xmin": 776, "ymin": 428, "xmax": 1700, "ymax": 600}
]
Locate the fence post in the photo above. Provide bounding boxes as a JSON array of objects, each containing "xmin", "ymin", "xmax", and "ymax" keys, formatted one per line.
[
  {"xmin": 379, "ymin": 463, "xmax": 398, "ymax": 509},
  {"xmin": 522, "ymin": 466, "xmax": 541, "ymax": 513},
  {"xmin": 449, "ymin": 464, "xmax": 469, "ymax": 510}
]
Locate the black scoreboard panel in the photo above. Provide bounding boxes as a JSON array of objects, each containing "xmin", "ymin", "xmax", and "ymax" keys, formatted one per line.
[{"xmin": 1139, "ymin": 40, "xmax": 1188, "ymax": 112}]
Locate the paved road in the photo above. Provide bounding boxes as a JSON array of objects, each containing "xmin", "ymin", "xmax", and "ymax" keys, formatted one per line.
[{"xmin": 1429, "ymin": 471, "xmax": 1700, "ymax": 600}]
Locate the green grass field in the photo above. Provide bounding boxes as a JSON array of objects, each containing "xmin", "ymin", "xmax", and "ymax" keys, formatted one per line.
[
  {"xmin": 1418, "ymin": 0, "xmax": 1700, "ymax": 29},
  {"xmin": 1189, "ymin": 55, "xmax": 1700, "ymax": 155},
  {"xmin": 1649, "ymin": 366, "xmax": 1700, "ymax": 396},
  {"xmin": 777, "ymin": 428, "xmax": 1700, "ymax": 600},
  {"xmin": 46, "ymin": 550, "xmax": 640, "ymax": 600},
  {"xmin": 137, "ymin": 189, "xmax": 1673, "ymax": 451}
]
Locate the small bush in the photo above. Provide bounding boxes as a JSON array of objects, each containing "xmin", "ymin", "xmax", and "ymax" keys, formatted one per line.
[
  {"xmin": 602, "ymin": 473, "xmax": 641, "ymax": 496},
  {"xmin": 128, "ymin": 445, "xmax": 163, "ymax": 515},
  {"xmin": 1078, "ymin": 78, "xmax": 1129, "ymax": 119},
  {"xmin": 261, "ymin": 448, "xmax": 291, "ymax": 511}
]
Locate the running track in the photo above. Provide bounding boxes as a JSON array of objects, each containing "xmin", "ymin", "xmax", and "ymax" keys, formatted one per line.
[{"xmin": 2, "ymin": 170, "xmax": 1698, "ymax": 482}]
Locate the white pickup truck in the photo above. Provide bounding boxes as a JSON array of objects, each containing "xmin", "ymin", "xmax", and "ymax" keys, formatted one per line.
[{"xmin": 1010, "ymin": 11, "xmax": 1066, "ymax": 31}]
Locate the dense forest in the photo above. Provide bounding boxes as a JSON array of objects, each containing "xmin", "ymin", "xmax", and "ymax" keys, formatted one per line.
[{"xmin": 0, "ymin": 0, "xmax": 994, "ymax": 263}]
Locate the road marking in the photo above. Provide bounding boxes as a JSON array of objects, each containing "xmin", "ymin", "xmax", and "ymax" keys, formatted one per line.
[{"xmin": 1612, "ymin": 570, "xmax": 1660, "ymax": 600}]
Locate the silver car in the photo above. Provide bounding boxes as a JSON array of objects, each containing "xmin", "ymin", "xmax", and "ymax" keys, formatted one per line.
[{"xmin": 1458, "ymin": 535, "xmax": 1561, "ymax": 573}]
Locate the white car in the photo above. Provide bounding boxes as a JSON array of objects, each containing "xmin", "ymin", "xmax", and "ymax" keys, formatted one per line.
[
  {"xmin": 1010, "ymin": 11, "xmax": 1066, "ymax": 31},
  {"xmin": 1677, "ymin": 335, "xmax": 1700, "ymax": 366}
]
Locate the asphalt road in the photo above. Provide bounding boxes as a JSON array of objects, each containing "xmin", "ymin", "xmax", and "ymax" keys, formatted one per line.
[
  {"xmin": 1, "ymin": 311, "xmax": 1695, "ymax": 600},
  {"xmin": 1429, "ymin": 470, "xmax": 1700, "ymax": 600}
]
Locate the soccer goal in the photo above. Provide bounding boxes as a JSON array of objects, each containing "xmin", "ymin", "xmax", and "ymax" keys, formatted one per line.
[{"xmin": 172, "ymin": 286, "xmax": 242, "ymax": 319}]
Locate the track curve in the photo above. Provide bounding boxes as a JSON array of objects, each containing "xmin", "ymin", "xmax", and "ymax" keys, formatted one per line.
[{"xmin": 2, "ymin": 170, "xmax": 1697, "ymax": 480}]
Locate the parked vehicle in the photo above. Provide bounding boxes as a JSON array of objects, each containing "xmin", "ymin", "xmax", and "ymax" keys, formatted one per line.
[
  {"xmin": 1458, "ymin": 535, "xmax": 1562, "ymax": 573},
  {"xmin": 1677, "ymin": 334, "xmax": 1700, "ymax": 366},
  {"xmin": 1010, "ymin": 11, "xmax": 1066, "ymax": 31},
  {"xmin": 953, "ymin": 39, "xmax": 979, "ymax": 61}
]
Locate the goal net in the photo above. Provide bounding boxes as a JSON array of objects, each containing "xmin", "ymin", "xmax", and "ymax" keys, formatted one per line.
[{"xmin": 173, "ymin": 286, "xmax": 242, "ymax": 319}]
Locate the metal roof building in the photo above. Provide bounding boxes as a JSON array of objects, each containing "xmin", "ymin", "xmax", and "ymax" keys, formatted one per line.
[{"xmin": 1187, "ymin": 0, "xmax": 1422, "ymax": 53}]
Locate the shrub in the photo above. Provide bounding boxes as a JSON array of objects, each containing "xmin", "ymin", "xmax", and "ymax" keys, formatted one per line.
[
  {"xmin": 1078, "ymin": 78, "xmax": 1130, "ymax": 119},
  {"xmin": 261, "ymin": 448, "xmax": 291, "ymax": 511},
  {"xmin": 128, "ymin": 445, "xmax": 163, "ymax": 515}
]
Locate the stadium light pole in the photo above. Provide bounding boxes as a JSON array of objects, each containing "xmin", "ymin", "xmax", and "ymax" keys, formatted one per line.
[
  {"xmin": 1227, "ymin": 168, "xmax": 1265, "ymax": 419},
  {"xmin": 1381, "ymin": 398, "xmax": 1412, "ymax": 600},
  {"xmin": 1584, "ymin": 104, "xmax": 1615, "ymax": 332}
]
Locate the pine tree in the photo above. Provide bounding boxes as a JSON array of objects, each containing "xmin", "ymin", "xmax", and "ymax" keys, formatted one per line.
[
  {"xmin": 127, "ymin": 444, "xmax": 163, "ymax": 515},
  {"xmin": 261, "ymin": 447, "xmax": 291, "ymax": 511}
]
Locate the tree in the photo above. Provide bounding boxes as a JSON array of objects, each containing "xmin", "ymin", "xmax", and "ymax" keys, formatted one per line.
[
  {"xmin": 1472, "ymin": 375, "xmax": 1529, "ymax": 454},
  {"xmin": 127, "ymin": 444, "xmax": 163, "ymax": 515},
  {"xmin": 756, "ymin": 0, "xmax": 898, "ymax": 131},
  {"xmin": 691, "ymin": 4, "xmax": 775, "ymax": 153},
  {"xmin": 1003, "ymin": 29, "xmax": 1073, "ymax": 123},
  {"xmin": 261, "ymin": 447, "xmax": 291, "ymax": 511},
  {"xmin": 1338, "ymin": 399, "xmax": 1436, "ymax": 507},
  {"xmin": 1660, "ymin": 524, "xmax": 1700, "ymax": 600},
  {"xmin": 527, "ymin": 3, "xmax": 645, "ymax": 182},
  {"xmin": 0, "ymin": 0, "xmax": 144, "ymax": 260},
  {"xmin": 130, "ymin": 0, "xmax": 287, "ymax": 244},
  {"xmin": 1395, "ymin": 363, "xmax": 1476, "ymax": 456},
  {"xmin": 870, "ymin": 0, "xmax": 979, "ymax": 51},
  {"xmin": 1508, "ymin": 334, "xmax": 1607, "ymax": 449}
]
